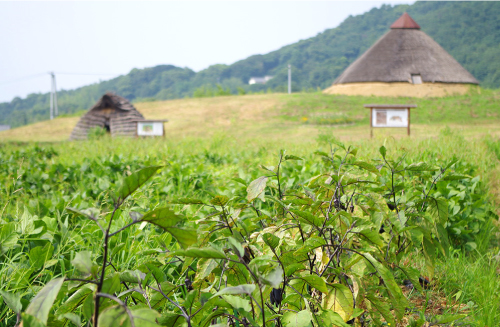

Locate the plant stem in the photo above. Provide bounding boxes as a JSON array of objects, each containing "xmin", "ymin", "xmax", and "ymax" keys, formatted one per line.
[{"xmin": 93, "ymin": 205, "xmax": 118, "ymax": 327}]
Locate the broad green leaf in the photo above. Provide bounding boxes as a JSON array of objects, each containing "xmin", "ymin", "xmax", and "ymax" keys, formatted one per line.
[
  {"xmin": 172, "ymin": 247, "xmax": 227, "ymax": 259},
  {"xmin": 120, "ymin": 270, "xmax": 145, "ymax": 284},
  {"xmin": 317, "ymin": 310, "xmax": 351, "ymax": 327},
  {"xmin": 166, "ymin": 227, "xmax": 198, "ymax": 249},
  {"xmin": 0, "ymin": 290, "xmax": 22, "ymax": 314},
  {"xmin": 98, "ymin": 306, "xmax": 159, "ymax": 327},
  {"xmin": 282, "ymin": 310, "xmax": 313, "ymax": 327},
  {"xmin": 170, "ymin": 197, "xmax": 205, "ymax": 205},
  {"xmin": 262, "ymin": 267, "xmax": 284, "ymax": 288},
  {"xmin": 332, "ymin": 139, "xmax": 346, "ymax": 150},
  {"xmin": 227, "ymin": 237, "xmax": 244, "ymax": 257},
  {"xmin": 211, "ymin": 284, "xmax": 256, "ymax": 298},
  {"xmin": 0, "ymin": 222, "xmax": 19, "ymax": 254},
  {"xmin": 423, "ymin": 237, "xmax": 436, "ymax": 279},
  {"xmin": 59, "ymin": 313, "xmax": 81, "ymax": 326},
  {"xmin": 379, "ymin": 146, "xmax": 386, "ymax": 158},
  {"xmin": 141, "ymin": 208, "xmax": 196, "ymax": 248},
  {"xmin": 199, "ymin": 310, "xmax": 226, "ymax": 327},
  {"xmin": 299, "ymin": 275, "xmax": 328, "ymax": 294},
  {"xmin": 442, "ymin": 173, "xmax": 471, "ymax": 181},
  {"xmin": 221, "ymin": 295, "xmax": 252, "ymax": 311},
  {"xmin": 285, "ymin": 263, "xmax": 305, "ymax": 277},
  {"xmin": 115, "ymin": 166, "xmax": 162, "ymax": 203},
  {"xmin": 284, "ymin": 155, "xmax": 304, "ymax": 161},
  {"xmin": 436, "ymin": 224, "xmax": 450, "ymax": 257},
  {"xmin": 232, "ymin": 177, "xmax": 248, "ymax": 186},
  {"xmin": 210, "ymin": 195, "xmax": 229, "ymax": 206},
  {"xmin": 262, "ymin": 233, "xmax": 280, "ymax": 250},
  {"xmin": 141, "ymin": 208, "xmax": 184, "ymax": 228},
  {"xmin": 428, "ymin": 197, "xmax": 448, "ymax": 224},
  {"xmin": 322, "ymin": 284, "xmax": 354, "ymax": 322},
  {"xmin": 289, "ymin": 209, "xmax": 323, "ymax": 229},
  {"xmin": 56, "ymin": 287, "xmax": 93, "ymax": 315},
  {"xmin": 405, "ymin": 162, "xmax": 439, "ymax": 172},
  {"xmin": 144, "ymin": 263, "xmax": 166, "ymax": 283},
  {"xmin": 19, "ymin": 208, "xmax": 43, "ymax": 235},
  {"xmin": 97, "ymin": 305, "xmax": 127, "ymax": 326},
  {"xmin": 130, "ymin": 308, "xmax": 161, "ymax": 327},
  {"xmin": 314, "ymin": 151, "xmax": 330, "ymax": 157},
  {"xmin": 399, "ymin": 266, "xmax": 423, "ymax": 293},
  {"xmin": 246, "ymin": 176, "xmax": 268, "ymax": 202},
  {"xmin": 366, "ymin": 294, "xmax": 395, "ymax": 326},
  {"xmin": 363, "ymin": 253, "xmax": 407, "ymax": 321},
  {"xmin": 82, "ymin": 292, "xmax": 94, "ymax": 320},
  {"xmin": 157, "ymin": 312, "xmax": 184, "ymax": 327},
  {"xmin": 158, "ymin": 281, "xmax": 178, "ymax": 297},
  {"xmin": 102, "ymin": 273, "xmax": 121, "ymax": 295},
  {"xmin": 71, "ymin": 251, "xmax": 92, "ymax": 276},
  {"xmin": 21, "ymin": 313, "xmax": 45, "ymax": 327},
  {"xmin": 358, "ymin": 228, "xmax": 383, "ymax": 247},
  {"xmin": 25, "ymin": 277, "xmax": 65, "ymax": 325},
  {"xmin": 196, "ymin": 258, "xmax": 218, "ymax": 280},
  {"xmin": 294, "ymin": 236, "xmax": 326, "ymax": 255},
  {"xmin": 352, "ymin": 161, "xmax": 380, "ymax": 175}
]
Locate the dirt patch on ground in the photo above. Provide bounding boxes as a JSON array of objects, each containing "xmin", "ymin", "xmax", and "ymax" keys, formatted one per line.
[{"xmin": 324, "ymin": 82, "xmax": 474, "ymax": 98}]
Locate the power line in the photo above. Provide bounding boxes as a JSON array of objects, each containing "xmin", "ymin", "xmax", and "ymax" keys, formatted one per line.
[
  {"xmin": 0, "ymin": 72, "xmax": 120, "ymax": 86},
  {"xmin": 54, "ymin": 72, "xmax": 120, "ymax": 76},
  {"xmin": 0, "ymin": 73, "xmax": 47, "ymax": 85}
]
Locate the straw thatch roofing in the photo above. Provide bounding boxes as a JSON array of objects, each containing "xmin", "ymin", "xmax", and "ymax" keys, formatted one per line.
[
  {"xmin": 333, "ymin": 13, "xmax": 478, "ymax": 85},
  {"xmin": 70, "ymin": 93, "xmax": 144, "ymax": 140}
]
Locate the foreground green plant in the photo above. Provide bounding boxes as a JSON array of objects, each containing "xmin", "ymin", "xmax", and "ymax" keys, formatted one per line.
[{"xmin": 1, "ymin": 140, "xmax": 490, "ymax": 327}]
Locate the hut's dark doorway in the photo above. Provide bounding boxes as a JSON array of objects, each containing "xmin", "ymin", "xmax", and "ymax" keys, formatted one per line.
[{"xmin": 104, "ymin": 119, "xmax": 111, "ymax": 133}]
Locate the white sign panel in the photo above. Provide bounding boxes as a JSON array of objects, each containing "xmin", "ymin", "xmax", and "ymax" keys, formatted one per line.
[
  {"xmin": 137, "ymin": 122, "xmax": 164, "ymax": 136},
  {"xmin": 372, "ymin": 109, "xmax": 408, "ymax": 128}
]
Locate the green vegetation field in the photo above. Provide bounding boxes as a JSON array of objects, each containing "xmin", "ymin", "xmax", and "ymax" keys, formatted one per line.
[{"xmin": 0, "ymin": 92, "xmax": 499, "ymax": 327}]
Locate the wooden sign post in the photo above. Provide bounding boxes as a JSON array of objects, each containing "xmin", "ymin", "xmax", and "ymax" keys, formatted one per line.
[{"xmin": 364, "ymin": 104, "xmax": 417, "ymax": 138}]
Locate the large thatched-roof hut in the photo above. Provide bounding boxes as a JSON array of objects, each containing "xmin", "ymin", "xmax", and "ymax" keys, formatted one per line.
[
  {"xmin": 70, "ymin": 93, "xmax": 144, "ymax": 140},
  {"xmin": 324, "ymin": 13, "xmax": 479, "ymax": 97}
]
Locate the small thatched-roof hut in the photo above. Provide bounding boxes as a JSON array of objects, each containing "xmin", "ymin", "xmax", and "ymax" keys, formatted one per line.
[
  {"xmin": 70, "ymin": 93, "xmax": 144, "ymax": 140},
  {"xmin": 324, "ymin": 13, "xmax": 479, "ymax": 97}
]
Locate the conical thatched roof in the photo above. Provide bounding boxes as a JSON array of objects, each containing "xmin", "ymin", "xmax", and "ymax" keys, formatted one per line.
[
  {"xmin": 333, "ymin": 13, "xmax": 478, "ymax": 85},
  {"xmin": 70, "ymin": 93, "xmax": 144, "ymax": 140}
]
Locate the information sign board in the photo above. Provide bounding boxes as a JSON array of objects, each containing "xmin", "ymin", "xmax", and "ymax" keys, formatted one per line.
[
  {"xmin": 372, "ymin": 108, "xmax": 408, "ymax": 128},
  {"xmin": 137, "ymin": 121, "xmax": 164, "ymax": 136}
]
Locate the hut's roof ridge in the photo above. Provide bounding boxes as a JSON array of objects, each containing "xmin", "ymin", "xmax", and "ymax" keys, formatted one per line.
[
  {"xmin": 90, "ymin": 92, "xmax": 136, "ymax": 112},
  {"xmin": 333, "ymin": 27, "xmax": 479, "ymax": 85},
  {"xmin": 391, "ymin": 13, "xmax": 420, "ymax": 29}
]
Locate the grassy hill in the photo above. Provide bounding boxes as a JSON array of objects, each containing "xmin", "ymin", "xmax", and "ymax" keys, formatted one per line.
[
  {"xmin": 2, "ymin": 1, "xmax": 500, "ymax": 128},
  {"xmin": 2, "ymin": 90, "xmax": 499, "ymax": 143}
]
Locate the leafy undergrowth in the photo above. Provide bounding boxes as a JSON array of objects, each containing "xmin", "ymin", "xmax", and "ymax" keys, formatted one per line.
[{"xmin": 0, "ymin": 134, "xmax": 498, "ymax": 327}]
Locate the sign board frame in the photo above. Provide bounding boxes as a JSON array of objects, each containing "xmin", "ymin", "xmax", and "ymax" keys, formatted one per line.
[
  {"xmin": 364, "ymin": 104, "xmax": 416, "ymax": 138},
  {"xmin": 135, "ymin": 119, "xmax": 169, "ymax": 137}
]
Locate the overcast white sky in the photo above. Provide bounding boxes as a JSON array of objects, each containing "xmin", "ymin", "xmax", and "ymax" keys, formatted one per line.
[{"xmin": 0, "ymin": 1, "xmax": 414, "ymax": 103}]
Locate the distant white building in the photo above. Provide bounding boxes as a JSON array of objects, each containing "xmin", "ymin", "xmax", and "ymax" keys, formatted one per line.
[
  {"xmin": 0, "ymin": 125, "xmax": 10, "ymax": 132},
  {"xmin": 248, "ymin": 76, "xmax": 273, "ymax": 85}
]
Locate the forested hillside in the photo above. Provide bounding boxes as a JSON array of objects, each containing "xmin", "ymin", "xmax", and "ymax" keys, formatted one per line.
[{"xmin": 2, "ymin": 1, "xmax": 499, "ymax": 128}]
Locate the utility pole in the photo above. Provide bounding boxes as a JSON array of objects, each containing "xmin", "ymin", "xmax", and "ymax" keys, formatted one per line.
[
  {"xmin": 49, "ymin": 72, "xmax": 58, "ymax": 119},
  {"xmin": 288, "ymin": 64, "xmax": 291, "ymax": 94}
]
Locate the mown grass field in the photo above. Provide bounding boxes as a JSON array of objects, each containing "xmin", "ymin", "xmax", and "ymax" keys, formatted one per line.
[
  {"xmin": 1, "ymin": 89, "xmax": 500, "ymax": 143},
  {"xmin": 0, "ymin": 90, "xmax": 499, "ymax": 327}
]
